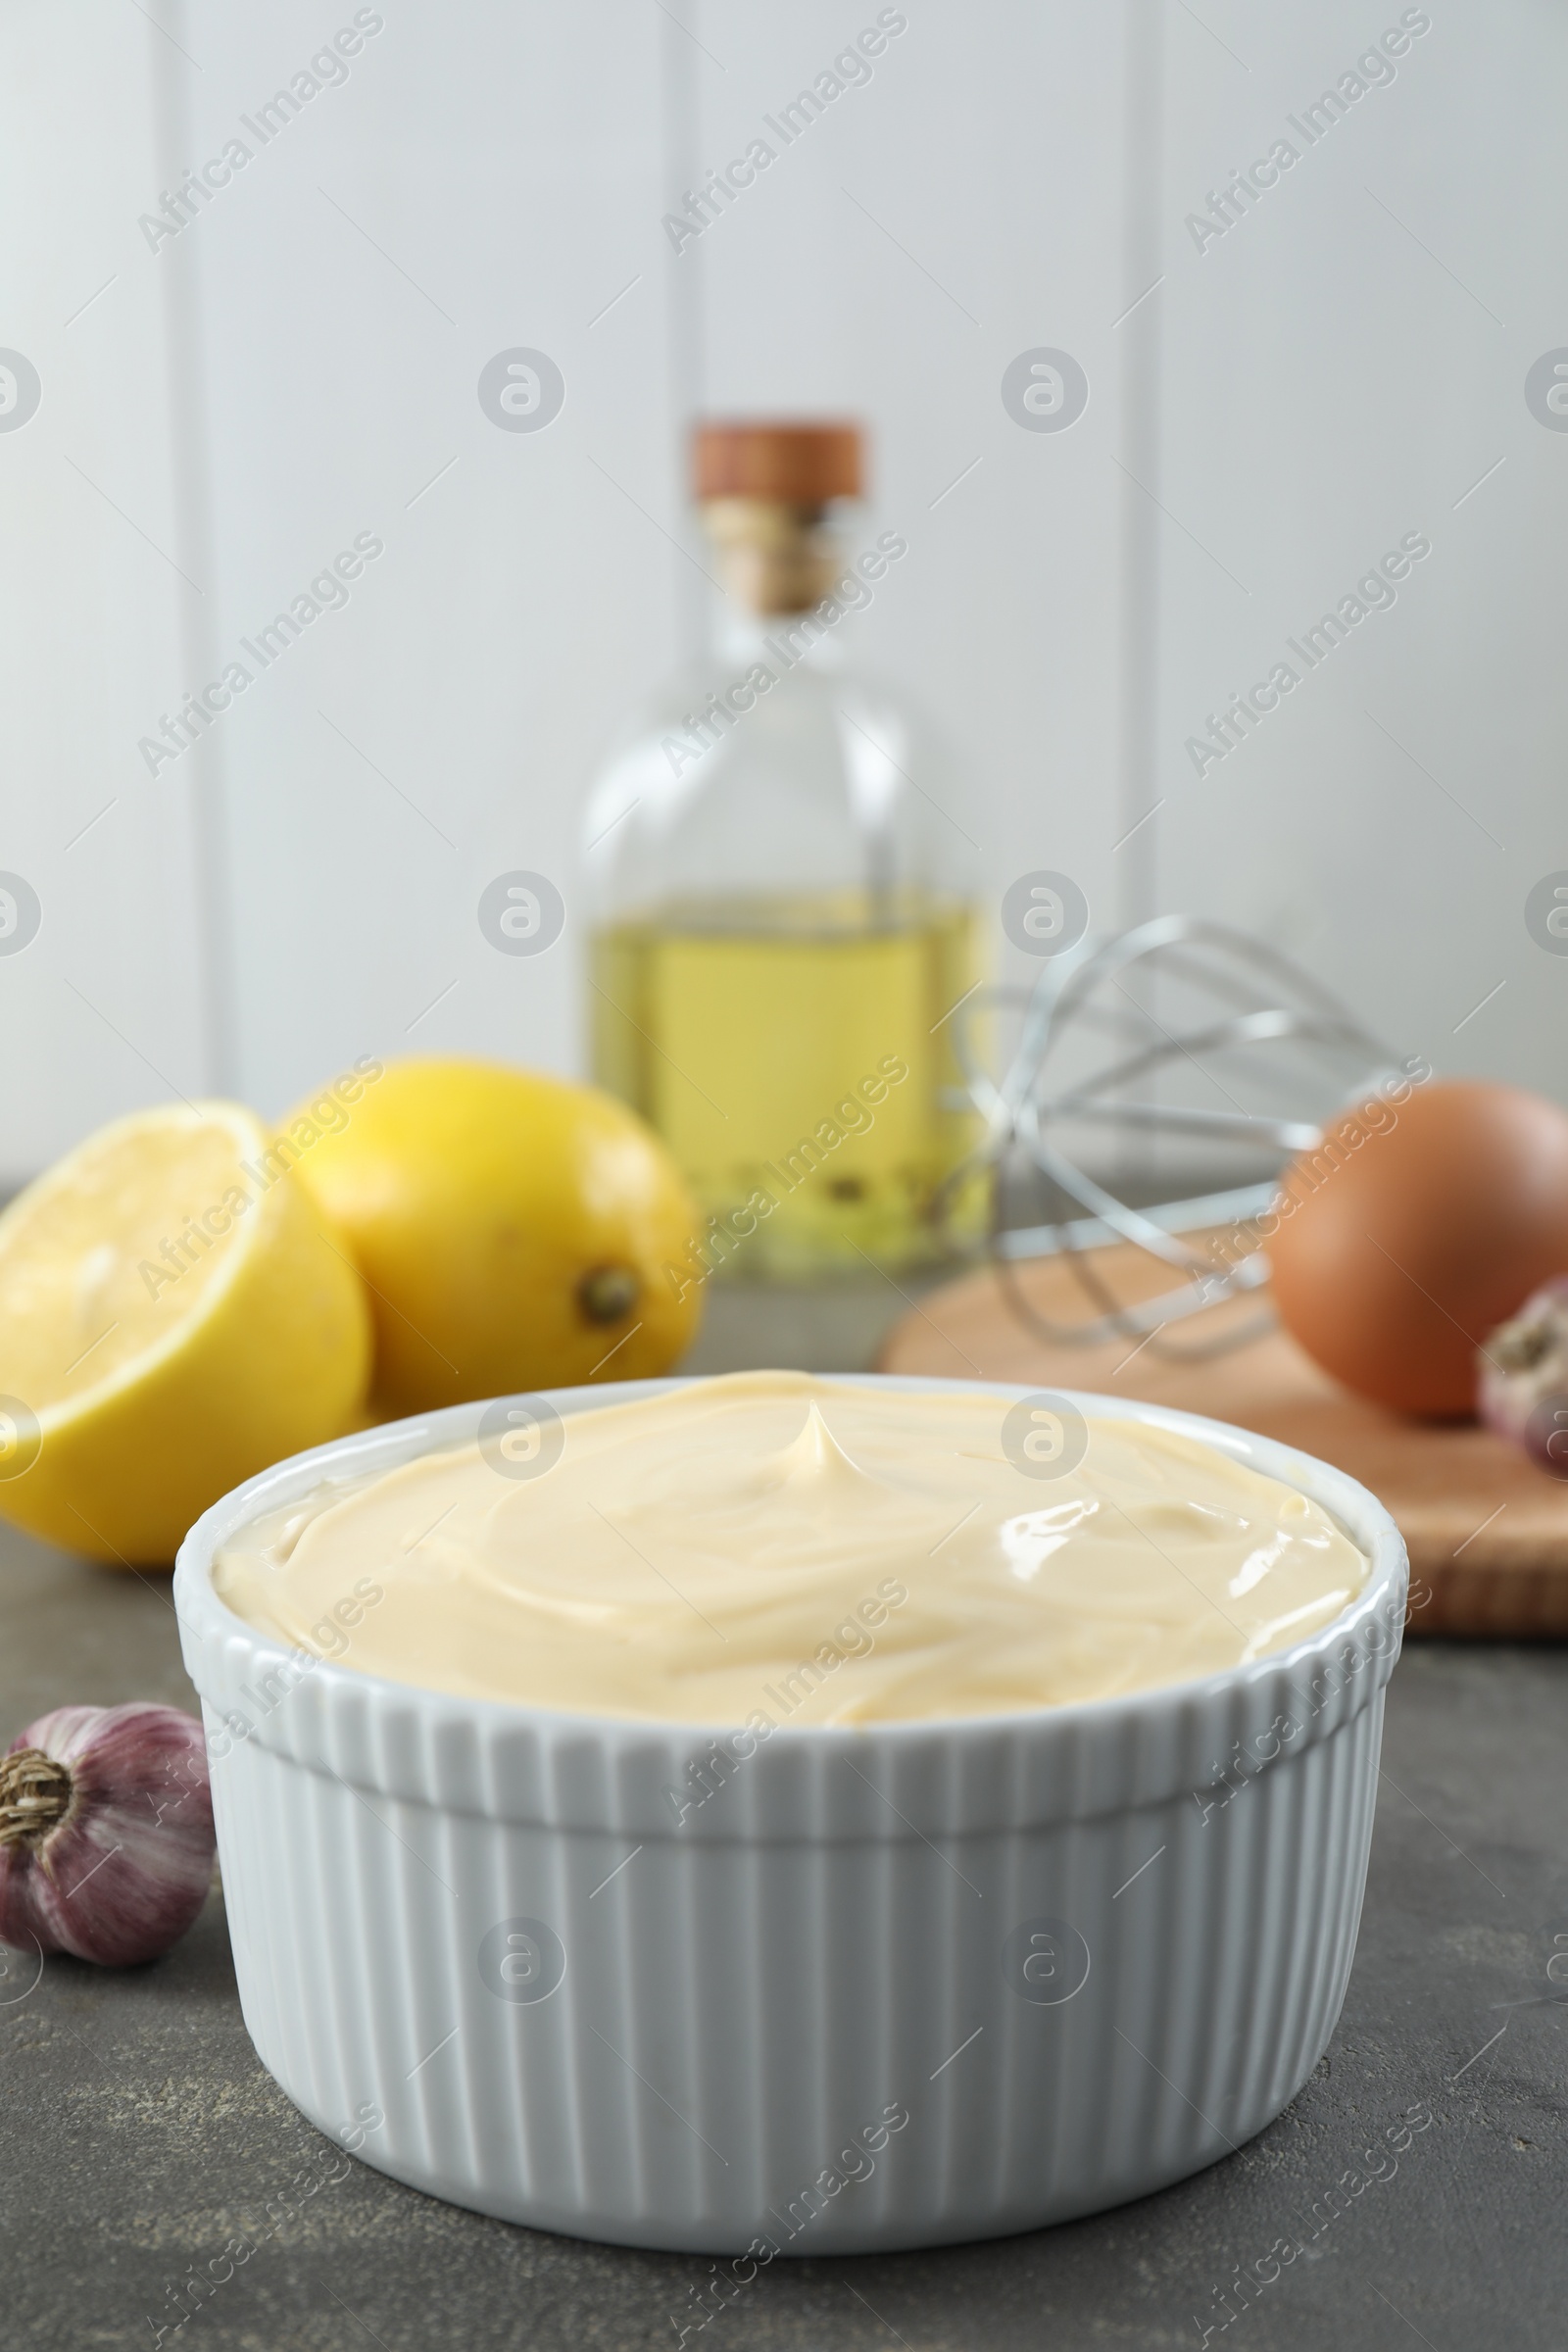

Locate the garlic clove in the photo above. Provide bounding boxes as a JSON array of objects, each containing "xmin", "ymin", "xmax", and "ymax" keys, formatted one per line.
[
  {"xmin": 0, "ymin": 1703, "xmax": 215, "ymax": 1967},
  {"xmin": 1477, "ymin": 1277, "xmax": 1568, "ymax": 1478}
]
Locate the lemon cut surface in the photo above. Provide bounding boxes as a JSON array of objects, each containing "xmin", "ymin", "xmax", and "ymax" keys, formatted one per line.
[{"xmin": 0, "ymin": 1102, "xmax": 369, "ymax": 1564}]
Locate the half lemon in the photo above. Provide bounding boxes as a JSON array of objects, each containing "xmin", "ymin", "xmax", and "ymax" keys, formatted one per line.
[{"xmin": 0, "ymin": 1102, "xmax": 370, "ymax": 1564}]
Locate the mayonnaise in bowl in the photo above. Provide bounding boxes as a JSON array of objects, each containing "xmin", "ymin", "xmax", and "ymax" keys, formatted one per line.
[{"xmin": 213, "ymin": 1372, "xmax": 1368, "ymax": 1724}]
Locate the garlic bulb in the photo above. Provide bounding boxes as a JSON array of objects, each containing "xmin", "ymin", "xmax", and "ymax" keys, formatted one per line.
[
  {"xmin": 1478, "ymin": 1278, "xmax": 1568, "ymax": 1478},
  {"xmin": 0, "ymin": 1704, "xmax": 215, "ymax": 1966}
]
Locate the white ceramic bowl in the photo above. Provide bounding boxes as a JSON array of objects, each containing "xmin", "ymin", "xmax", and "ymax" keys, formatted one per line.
[{"xmin": 174, "ymin": 1377, "xmax": 1406, "ymax": 2255}]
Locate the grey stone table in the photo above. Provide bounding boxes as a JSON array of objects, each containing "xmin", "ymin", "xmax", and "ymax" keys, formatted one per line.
[{"xmin": 3, "ymin": 1518, "xmax": 1564, "ymax": 2352}]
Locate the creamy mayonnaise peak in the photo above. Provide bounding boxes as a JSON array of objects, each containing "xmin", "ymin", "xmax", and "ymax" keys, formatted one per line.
[{"xmin": 213, "ymin": 1373, "xmax": 1366, "ymax": 1724}]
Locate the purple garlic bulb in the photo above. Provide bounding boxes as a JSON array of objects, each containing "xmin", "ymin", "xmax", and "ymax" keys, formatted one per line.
[
  {"xmin": 0, "ymin": 1704, "xmax": 215, "ymax": 1965},
  {"xmin": 1477, "ymin": 1276, "xmax": 1568, "ymax": 1478}
]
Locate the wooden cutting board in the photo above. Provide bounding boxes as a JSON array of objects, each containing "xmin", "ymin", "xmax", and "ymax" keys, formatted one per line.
[{"xmin": 877, "ymin": 1233, "xmax": 1568, "ymax": 1637}]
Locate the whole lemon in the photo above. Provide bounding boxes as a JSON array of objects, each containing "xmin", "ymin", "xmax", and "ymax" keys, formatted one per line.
[{"xmin": 283, "ymin": 1057, "xmax": 704, "ymax": 1412}]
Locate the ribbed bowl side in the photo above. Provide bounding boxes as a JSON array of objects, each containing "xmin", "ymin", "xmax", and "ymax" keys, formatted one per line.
[
  {"xmin": 183, "ymin": 1377, "xmax": 1403, "ymax": 2249},
  {"xmin": 206, "ymin": 1696, "xmax": 1382, "ymax": 2254}
]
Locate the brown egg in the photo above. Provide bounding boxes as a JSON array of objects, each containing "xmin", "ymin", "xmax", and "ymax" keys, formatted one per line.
[{"xmin": 1266, "ymin": 1080, "xmax": 1568, "ymax": 1418}]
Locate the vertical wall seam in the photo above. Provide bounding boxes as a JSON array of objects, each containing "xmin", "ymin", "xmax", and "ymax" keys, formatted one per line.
[
  {"xmin": 148, "ymin": 0, "xmax": 239, "ymax": 1098},
  {"xmin": 661, "ymin": 1, "xmax": 708, "ymax": 669},
  {"xmin": 1114, "ymin": 0, "xmax": 1167, "ymax": 1193}
]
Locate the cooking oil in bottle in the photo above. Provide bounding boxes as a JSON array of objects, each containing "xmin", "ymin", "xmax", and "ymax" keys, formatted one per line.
[{"xmin": 582, "ymin": 421, "xmax": 983, "ymax": 1283}]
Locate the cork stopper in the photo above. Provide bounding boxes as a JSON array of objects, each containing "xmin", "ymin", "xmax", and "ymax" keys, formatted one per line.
[
  {"xmin": 693, "ymin": 420, "xmax": 862, "ymax": 506},
  {"xmin": 694, "ymin": 421, "xmax": 863, "ymax": 613}
]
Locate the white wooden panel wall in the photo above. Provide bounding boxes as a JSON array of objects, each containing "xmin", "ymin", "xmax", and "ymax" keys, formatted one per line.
[
  {"xmin": 1153, "ymin": 0, "xmax": 1568, "ymax": 1092},
  {"xmin": 4, "ymin": 1, "xmax": 1566, "ymax": 1187},
  {"xmin": 0, "ymin": 4, "xmax": 211, "ymax": 1188},
  {"xmin": 181, "ymin": 0, "xmax": 681, "ymax": 1118}
]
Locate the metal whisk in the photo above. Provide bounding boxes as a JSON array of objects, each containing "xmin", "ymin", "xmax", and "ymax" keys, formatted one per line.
[{"xmin": 938, "ymin": 914, "xmax": 1403, "ymax": 1360}]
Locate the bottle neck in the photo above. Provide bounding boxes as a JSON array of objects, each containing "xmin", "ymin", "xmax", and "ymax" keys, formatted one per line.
[
  {"xmin": 700, "ymin": 497, "xmax": 844, "ymax": 618},
  {"xmin": 710, "ymin": 602, "xmax": 849, "ymax": 672}
]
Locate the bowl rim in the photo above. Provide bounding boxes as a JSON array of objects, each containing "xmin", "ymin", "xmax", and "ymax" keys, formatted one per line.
[{"xmin": 173, "ymin": 1372, "xmax": 1409, "ymax": 1751}]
